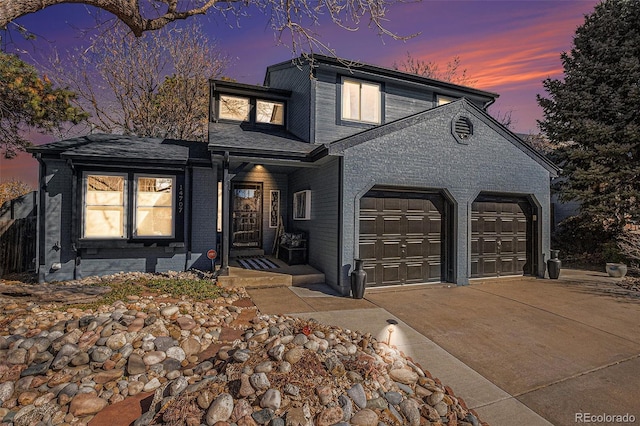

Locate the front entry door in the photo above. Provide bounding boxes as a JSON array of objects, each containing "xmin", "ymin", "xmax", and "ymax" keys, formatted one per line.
[{"xmin": 232, "ymin": 182, "xmax": 262, "ymax": 248}]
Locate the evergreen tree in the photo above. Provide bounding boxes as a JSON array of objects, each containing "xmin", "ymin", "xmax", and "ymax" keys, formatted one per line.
[
  {"xmin": 0, "ymin": 52, "xmax": 87, "ymax": 158},
  {"xmin": 538, "ymin": 0, "xmax": 640, "ymax": 234}
]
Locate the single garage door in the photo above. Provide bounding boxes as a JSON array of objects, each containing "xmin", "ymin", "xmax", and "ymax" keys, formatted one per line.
[
  {"xmin": 471, "ymin": 200, "xmax": 528, "ymax": 278},
  {"xmin": 359, "ymin": 192, "xmax": 445, "ymax": 287}
]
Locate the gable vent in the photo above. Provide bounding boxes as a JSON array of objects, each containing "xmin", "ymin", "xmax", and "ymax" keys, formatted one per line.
[{"xmin": 454, "ymin": 117, "xmax": 473, "ymax": 139}]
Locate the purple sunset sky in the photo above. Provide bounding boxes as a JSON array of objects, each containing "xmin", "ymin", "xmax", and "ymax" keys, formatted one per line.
[{"xmin": 0, "ymin": 0, "xmax": 600, "ymax": 186}]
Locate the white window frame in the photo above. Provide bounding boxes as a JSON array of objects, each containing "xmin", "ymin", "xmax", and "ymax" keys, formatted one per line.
[
  {"xmin": 256, "ymin": 100, "xmax": 285, "ymax": 125},
  {"xmin": 218, "ymin": 95, "xmax": 250, "ymax": 122},
  {"xmin": 133, "ymin": 174, "xmax": 176, "ymax": 238},
  {"xmin": 341, "ymin": 78, "xmax": 381, "ymax": 124},
  {"xmin": 83, "ymin": 172, "xmax": 127, "ymax": 239},
  {"xmin": 293, "ymin": 190, "xmax": 311, "ymax": 221}
]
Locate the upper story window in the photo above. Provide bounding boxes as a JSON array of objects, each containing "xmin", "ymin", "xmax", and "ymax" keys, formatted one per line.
[
  {"xmin": 257, "ymin": 100, "xmax": 285, "ymax": 125},
  {"xmin": 219, "ymin": 95, "xmax": 250, "ymax": 121},
  {"xmin": 437, "ymin": 95, "xmax": 457, "ymax": 106},
  {"xmin": 341, "ymin": 78, "xmax": 381, "ymax": 124}
]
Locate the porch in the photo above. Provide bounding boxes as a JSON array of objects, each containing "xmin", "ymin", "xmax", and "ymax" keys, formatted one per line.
[{"xmin": 217, "ymin": 255, "xmax": 325, "ymax": 288}]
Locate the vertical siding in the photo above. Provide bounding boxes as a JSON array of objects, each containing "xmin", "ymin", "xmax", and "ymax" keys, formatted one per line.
[
  {"xmin": 289, "ymin": 159, "xmax": 341, "ymax": 291},
  {"xmin": 40, "ymin": 159, "xmax": 75, "ymax": 282},
  {"xmin": 314, "ymin": 70, "xmax": 438, "ymax": 145},
  {"xmin": 234, "ymin": 167, "xmax": 289, "ymax": 254},
  {"xmin": 265, "ymin": 64, "xmax": 312, "ymax": 142},
  {"xmin": 189, "ymin": 166, "xmax": 218, "ymax": 270}
]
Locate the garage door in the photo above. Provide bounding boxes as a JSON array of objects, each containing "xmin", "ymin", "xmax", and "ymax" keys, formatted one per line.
[
  {"xmin": 359, "ymin": 193, "xmax": 444, "ymax": 287},
  {"xmin": 471, "ymin": 201, "xmax": 528, "ymax": 278}
]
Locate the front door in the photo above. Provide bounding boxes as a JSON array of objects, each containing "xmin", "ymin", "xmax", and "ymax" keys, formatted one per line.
[{"xmin": 232, "ymin": 182, "xmax": 262, "ymax": 248}]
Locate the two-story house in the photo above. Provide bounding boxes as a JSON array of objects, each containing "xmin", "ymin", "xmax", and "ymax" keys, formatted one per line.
[{"xmin": 29, "ymin": 55, "xmax": 559, "ymax": 293}]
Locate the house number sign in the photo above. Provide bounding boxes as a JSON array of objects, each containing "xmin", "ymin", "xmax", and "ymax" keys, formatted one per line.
[{"xmin": 178, "ymin": 184, "xmax": 184, "ymax": 214}]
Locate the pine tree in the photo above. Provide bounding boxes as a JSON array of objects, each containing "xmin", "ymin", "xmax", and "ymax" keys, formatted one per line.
[{"xmin": 538, "ymin": 0, "xmax": 640, "ymax": 234}]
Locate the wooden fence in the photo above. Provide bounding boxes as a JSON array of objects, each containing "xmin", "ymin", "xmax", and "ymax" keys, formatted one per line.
[{"xmin": 0, "ymin": 217, "xmax": 37, "ymax": 276}]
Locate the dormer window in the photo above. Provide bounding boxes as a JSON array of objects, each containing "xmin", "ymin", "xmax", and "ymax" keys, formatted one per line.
[
  {"xmin": 341, "ymin": 78, "xmax": 381, "ymax": 124},
  {"xmin": 437, "ymin": 95, "xmax": 457, "ymax": 106},
  {"xmin": 219, "ymin": 95, "xmax": 250, "ymax": 121},
  {"xmin": 257, "ymin": 100, "xmax": 284, "ymax": 125}
]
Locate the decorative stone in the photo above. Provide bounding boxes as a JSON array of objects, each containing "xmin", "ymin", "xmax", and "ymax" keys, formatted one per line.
[
  {"xmin": 283, "ymin": 348, "xmax": 304, "ymax": 364},
  {"xmin": 93, "ymin": 369, "xmax": 123, "ymax": 384},
  {"xmin": 347, "ymin": 383, "xmax": 367, "ymax": 409},
  {"xmin": 427, "ymin": 391, "xmax": 444, "ymax": 406},
  {"xmin": 206, "ymin": 393, "xmax": 234, "ymax": 425},
  {"xmin": 231, "ymin": 398, "xmax": 253, "ymax": 422},
  {"xmin": 250, "ymin": 372, "xmax": 270, "ymax": 390},
  {"xmin": 127, "ymin": 354, "xmax": 147, "ymax": 375},
  {"xmin": 260, "ymin": 389, "xmax": 281, "ymax": 410},
  {"xmin": 143, "ymin": 377, "xmax": 162, "ymax": 392},
  {"xmin": 161, "ymin": 306, "xmax": 180, "ymax": 318},
  {"xmin": 69, "ymin": 393, "xmax": 108, "ymax": 416},
  {"xmin": 143, "ymin": 351, "xmax": 166, "ymax": 365},
  {"xmin": 91, "ymin": 346, "xmax": 113, "ymax": 363},
  {"xmin": 252, "ymin": 408, "xmax": 274, "ymax": 424},
  {"xmin": 316, "ymin": 385, "xmax": 332, "ymax": 405},
  {"xmin": 239, "ymin": 374, "xmax": 255, "ymax": 397},
  {"xmin": 106, "ymin": 333, "xmax": 127, "ymax": 350},
  {"xmin": 399, "ymin": 399, "xmax": 421, "ymax": 426},
  {"xmin": 389, "ymin": 368, "xmax": 418, "ymax": 385},
  {"xmin": 166, "ymin": 346, "xmax": 186, "ymax": 361},
  {"xmin": 384, "ymin": 391, "xmax": 403, "ymax": 406},
  {"xmin": 316, "ymin": 406, "xmax": 343, "ymax": 426},
  {"xmin": 349, "ymin": 408, "xmax": 378, "ymax": 426}
]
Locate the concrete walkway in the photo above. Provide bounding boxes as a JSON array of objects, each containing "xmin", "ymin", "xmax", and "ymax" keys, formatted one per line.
[{"xmin": 247, "ymin": 270, "xmax": 640, "ymax": 426}]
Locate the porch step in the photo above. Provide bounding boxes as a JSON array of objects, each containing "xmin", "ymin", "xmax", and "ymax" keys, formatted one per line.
[
  {"xmin": 231, "ymin": 248, "xmax": 265, "ymax": 257},
  {"xmin": 217, "ymin": 267, "xmax": 292, "ymax": 289},
  {"xmin": 292, "ymin": 273, "xmax": 325, "ymax": 286}
]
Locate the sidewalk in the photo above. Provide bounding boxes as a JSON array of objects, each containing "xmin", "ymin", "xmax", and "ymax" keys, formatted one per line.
[{"xmin": 247, "ymin": 270, "xmax": 640, "ymax": 426}]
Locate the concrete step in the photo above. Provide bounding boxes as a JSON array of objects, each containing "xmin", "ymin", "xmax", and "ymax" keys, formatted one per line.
[
  {"xmin": 292, "ymin": 273, "xmax": 325, "ymax": 286},
  {"xmin": 218, "ymin": 267, "xmax": 291, "ymax": 289}
]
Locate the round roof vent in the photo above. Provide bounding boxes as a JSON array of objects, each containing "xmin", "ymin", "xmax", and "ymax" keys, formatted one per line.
[{"xmin": 454, "ymin": 116, "xmax": 473, "ymax": 140}]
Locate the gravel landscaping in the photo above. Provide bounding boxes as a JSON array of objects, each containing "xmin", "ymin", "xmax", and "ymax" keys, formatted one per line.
[{"xmin": 0, "ymin": 272, "xmax": 484, "ymax": 426}]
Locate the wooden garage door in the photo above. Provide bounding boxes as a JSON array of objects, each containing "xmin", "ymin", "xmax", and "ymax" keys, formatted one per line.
[
  {"xmin": 359, "ymin": 195, "xmax": 443, "ymax": 287},
  {"xmin": 471, "ymin": 201, "xmax": 527, "ymax": 278}
]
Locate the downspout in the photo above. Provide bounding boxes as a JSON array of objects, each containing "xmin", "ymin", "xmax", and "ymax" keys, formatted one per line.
[
  {"xmin": 67, "ymin": 159, "xmax": 79, "ymax": 280},
  {"xmin": 35, "ymin": 154, "xmax": 46, "ymax": 283},
  {"xmin": 220, "ymin": 151, "xmax": 231, "ymax": 276}
]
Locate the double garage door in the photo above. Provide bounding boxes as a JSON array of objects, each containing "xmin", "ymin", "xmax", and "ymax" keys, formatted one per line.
[{"xmin": 359, "ymin": 191, "xmax": 531, "ymax": 287}]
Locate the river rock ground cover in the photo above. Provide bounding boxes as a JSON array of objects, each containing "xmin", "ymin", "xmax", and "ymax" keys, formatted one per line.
[{"xmin": 0, "ymin": 272, "xmax": 485, "ymax": 426}]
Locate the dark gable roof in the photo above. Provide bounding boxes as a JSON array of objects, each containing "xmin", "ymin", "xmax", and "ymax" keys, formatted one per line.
[
  {"xmin": 28, "ymin": 134, "xmax": 211, "ymax": 165},
  {"xmin": 265, "ymin": 54, "xmax": 499, "ymax": 101},
  {"xmin": 328, "ymin": 99, "xmax": 560, "ymax": 177},
  {"xmin": 208, "ymin": 123, "xmax": 325, "ymax": 160}
]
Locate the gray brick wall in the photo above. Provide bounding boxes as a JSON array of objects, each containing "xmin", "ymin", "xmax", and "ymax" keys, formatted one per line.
[
  {"xmin": 289, "ymin": 158, "xmax": 341, "ymax": 290},
  {"xmin": 337, "ymin": 102, "xmax": 552, "ymax": 290},
  {"xmin": 189, "ymin": 166, "xmax": 218, "ymax": 271}
]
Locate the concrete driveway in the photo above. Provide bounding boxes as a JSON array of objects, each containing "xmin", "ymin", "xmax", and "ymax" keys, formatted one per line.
[{"xmin": 248, "ymin": 271, "xmax": 640, "ymax": 425}]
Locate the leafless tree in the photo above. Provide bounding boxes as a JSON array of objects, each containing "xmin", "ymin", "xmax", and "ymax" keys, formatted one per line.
[
  {"xmin": 50, "ymin": 23, "xmax": 227, "ymax": 141},
  {"xmin": 0, "ymin": 179, "xmax": 32, "ymax": 206},
  {"xmin": 393, "ymin": 52, "xmax": 477, "ymax": 86},
  {"xmin": 1, "ymin": 0, "xmax": 414, "ymax": 56}
]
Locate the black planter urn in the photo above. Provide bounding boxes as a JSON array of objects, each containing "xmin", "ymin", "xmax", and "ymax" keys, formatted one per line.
[
  {"xmin": 351, "ymin": 259, "xmax": 367, "ymax": 299},
  {"xmin": 547, "ymin": 249, "xmax": 561, "ymax": 279}
]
